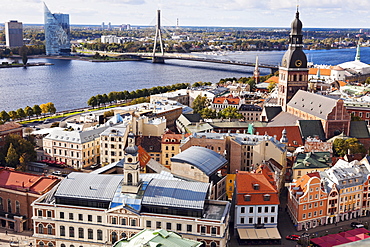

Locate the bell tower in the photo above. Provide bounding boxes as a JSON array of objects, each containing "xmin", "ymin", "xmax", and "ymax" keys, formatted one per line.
[
  {"xmin": 122, "ymin": 132, "xmax": 141, "ymax": 193},
  {"xmin": 277, "ymin": 7, "xmax": 309, "ymax": 111}
]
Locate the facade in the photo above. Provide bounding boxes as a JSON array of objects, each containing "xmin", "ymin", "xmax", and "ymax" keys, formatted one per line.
[
  {"xmin": 32, "ymin": 136, "xmax": 231, "ymax": 247},
  {"xmin": 150, "ymin": 89, "xmax": 189, "ymax": 106},
  {"xmin": 292, "ymin": 152, "xmax": 332, "ymax": 180},
  {"xmin": 44, "ymin": 3, "xmax": 71, "ymax": 55},
  {"xmin": 100, "ymin": 124, "xmax": 129, "ymax": 165},
  {"xmin": 136, "ymin": 135, "xmax": 162, "ymax": 164},
  {"xmin": 0, "ymin": 168, "xmax": 59, "ymax": 232},
  {"xmin": 5, "ymin": 20, "xmax": 23, "ymax": 48},
  {"xmin": 211, "ymin": 95, "xmax": 242, "ymax": 112},
  {"xmin": 234, "ymin": 171, "xmax": 281, "ymax": 244},
  {"xmin": 277, "ymin": 9, "xmax": 309, "ymax": 111},
  {"xmin": 42, "ymin": 126, "xmax": 108, "ymax": 169},
  {"xmin": 161, "ymin": 131, "xmax": 189, "ymax": 168},
  {"xmin": 238, "ymin": 104, "xmax": 262, "ymax": 122},
  {"xmin": 0, "ymin": 122, "xmax": 23, "ymax": 149},
  {"xmin": 287, "ymin": 173, "xmax": 328, "ymax": 231}
]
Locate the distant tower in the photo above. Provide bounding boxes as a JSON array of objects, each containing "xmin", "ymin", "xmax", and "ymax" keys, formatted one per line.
[
  {"xmin": 101, "ymin": 22, "xmax": 105, "ymax": 30},
  {"xmin": 176, "ymin": 18, "xmax": 179, "ymax": 29},
  {"xmin": 152, "ymin": 10, "xmax": 164, "ymax": 63},
  {"xmin": 277, "ymin": 6, "xmax": 308, "ymax": 111},
  {"xmin": 254, "ymin": 56, "xmax": 260, "ymax": 83},
  {"xmin": 121, "ymin": 132, "xmax": 141, "ymax": 193},
  {"xmin": 44, "ymin": 3, "xmax": 71, "ymax": 55},
  {"xmin": 355, "ymin": 43, "xmax": 361, "ymax": 61},
  {"xmin": 5, "ymin": 20, "xmax": 23, "ymax": 48},
  {"xmin": 108, "ymin": 22, "xmax": 112, "ymax": 30}
]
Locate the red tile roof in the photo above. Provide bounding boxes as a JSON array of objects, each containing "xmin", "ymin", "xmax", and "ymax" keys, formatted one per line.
[
  {"xmin": 0, "ymin": 168, "xmax": 60, "ymax": 195},
  {"xmin": 309, "ymin": 68, "xmax": 331, "ymax": 76},
  {"xmin": 138, "ymin": 146, "xmax": 151, "ymax": 168},
  {"xmin": 236, "ymin": 171, "xmax": 279, "ymax": 205},
  {"xmin": 162, "ymin": 133, "xmax": 190, "ymax": 143},
  {"xmin": 213, "ymin": 95, "xmax": 240, "ymax": 105},
  {"xmin": 0, "ymin": 122, "xmax": 22, "ymax": 132},
  {"xmin": 265, "ymin": 76, "xmax": 279, "ymax": 84},
  {"xmin": 254, "ymin": 126, "xmax": 303, "ymax": 147}
]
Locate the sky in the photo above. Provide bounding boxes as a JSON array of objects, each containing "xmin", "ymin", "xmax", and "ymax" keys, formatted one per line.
[{"xmin": 1, "ymin": 0, "xmax": 369, "ymax": 28}]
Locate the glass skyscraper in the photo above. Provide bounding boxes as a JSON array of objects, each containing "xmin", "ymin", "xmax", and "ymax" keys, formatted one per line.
[{"xmin": 44, "ymin": 3, "xmax": 71, "ymax": 55}]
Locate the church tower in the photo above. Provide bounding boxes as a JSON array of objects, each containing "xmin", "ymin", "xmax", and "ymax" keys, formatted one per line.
[
  {"xmin": 121, "ymin": 132, "xmax": 141, "ymax": 193},
  {"xmin": 277, "ymin": 7, "xmax": 309, "ymax": 111},
  {"xmin": 254, "ymin": 56, "xmax": 260, "ymax": 83}
]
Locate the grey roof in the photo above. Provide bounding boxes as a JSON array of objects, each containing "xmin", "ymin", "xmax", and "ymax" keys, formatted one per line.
[
  {"xmin": 142, "ymin": 179, "xmax": 209, "ymax": 210},
  {"xmin": 298, "ymin": 120, "xmax": 326, "ymax": 140},
  {"xmin": 287, "ymin": 90, "xmax": 338, "ymax": 119},
  {"xmin": 267, "ymin": 111, "xmax": 302, "ymax": 127},
  {"xmin": 350, "ymin": 121, "xmax": 370, "ymax": 138},
  {"xmin": 263, "ymin": 106, "xmax": 282, "ymax": 121},
  {"xmin": 55, "ymin": 172, "xmax": 123, "ymax": 201},
  {"xmin": 183, "ymin": 113, "xmax": 203, "ymax": 123},
  {"xmin": 239, "ymin": 104, "xmax": 262, "ymax": 112},
  {"xmin": 45, "ymin": 126, "xmax": 108, "ymax": 144},
  {"xmin": 171, "ymin": 146, "xmax": 227, "ymax": 176}
]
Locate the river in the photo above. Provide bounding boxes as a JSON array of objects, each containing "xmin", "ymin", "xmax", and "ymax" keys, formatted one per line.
[{"xmin": 1, "ymin": 47, "xmax": 369, "ymax": 112}]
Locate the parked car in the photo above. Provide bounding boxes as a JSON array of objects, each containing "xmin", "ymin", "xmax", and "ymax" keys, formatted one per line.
[
  {"xmin": 286, "ymin": 235, "xmax": 300, "ymax": 241},
  {"xmin": 350, "ymin": 222, "xmax": 362, "ymax": 227},
  {"xmin": 52, "ymin": 171, "xmax": 62, "ymax": 176},
  {"xmin": 90, "ymin": 164, "xmax": 101, "ymax": 169}
]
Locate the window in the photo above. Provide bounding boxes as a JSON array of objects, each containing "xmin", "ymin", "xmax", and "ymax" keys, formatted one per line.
[
  {"xmin": 187, "ymin": 225, "xmax": 192, "ymax": 232},
  {"xmin": 112, "ymin": 217, "xmax": 117, "ymax": 224},
  {"xmin": 271, "ymin": 206, "xmax": 275, "ymax": 213},
  {"xmin": 264, "ymin": 207, "xmax": 268, "ymax": 213},
  {"xmin": 16, "ymin": 201, "xmax": 20, "ymax": 214},
  {"xmin": 201, "ymin": 226, "xmax": 206, "ymax": 235},
  {"xmin": 263, "ymin": 194, "xmax": 271, "ymax": 201},
  {"xmin": 97, "ymin": 230, "xmax": 103, "ymax": 240},
  {"xmin": 241, "ymin": 207, "xmax": 245, "ymax": 213},
  {"xmin": 78, "ymin": 214, "xmax": 83, "ymax": 221},
  {"xmin": 271, "ymin": 217, "xmax": 275, "ymax": 223},
  {"xmin": 131, "ymin": 219, "xmax": 136, "ymax": 226},
  {"xmin": 303, "ymin": 205, "xmax": 306, "ymax": 210},
  {"xmin": 121, "ymin": 218, "xmax": 126, "ymax": 225},
  {"xmin": 146, "ymin": 221, "xmax": 151, "ymax": 228},
  {"xmin": 0, "ymin": 197, "xmax": 3, "ymax": 210},
  {"xmin": 60, "ymin": 226, "xmax": 65, "ymax": 236},
  {"xmin": 211, "ymin": 227, "xmax": 217, "ymax": 235},
  {"xmin": 39, "ymin": 242, "xmax": 44, "ymax": 247},
  {"xmin": 121, "ymin": 232, "xmax": 127, "ymax": 239},
  {"xmin": 249, "ymin": 217, "xmax": 253, "ymax": 224},
  {"xmin": 38, "ymin": 224, "xmax": 44, "ymax": 234},
  {"xmin": 69, "ymin": 227, "xmax": 75, "ymax": 238},
  {"xmin": 264, "ymin": 217, "xmax": 268, "ymax": 223},
  {"xmin": 240, "ymin": 217, "xmax": 245, "ymax": 224},
  {"xmin": 166, "ymin": 222, "xmax": 171, "ymax": 230},
  {"xmin": 177, "ymin": 224, "xmax": 182, "ymax": 231},
  {"xmin": 244, "ymin": 195, "xmax": 251, "ymax": 201},
  {"xmin": 69, "ymin": 213, "xmax": 73, "ymax": 220},
  {"xmin": 7, "ymin": 199, "xmax": 11, "ymax": 213},
  {"xmin": 303, "ymin": 214, "xmax": 306, "ymax": 219},
  {"xmin": 258, "ymin": 207, "xmax": 262, "ymax": 213},
  {"xmin": 308, "ymin": 212, "xmax": 312, "ymax": 218},
  {"xmin": 38, "ymin": 210, "xmax": 43, "ymax": 217},
  {"xmin": 88, "ymin": 215, "xmax": 92, "ymax": 222},
  {"xmin": 112, "ymin": 232, "xmax": 117, "ymax": 243},
  {"xmin": 88, "ymin": 229, "xmax": 93, "ymax": 240},
  {"xmin": 78, "ymin": 228, "xmax": 84, "ymax": 238},
  {"xmin": 156, "ymin": 221, "xmax": 161, "ymax": 229},
  {"xmin": 47, "ymin": 225, "xmax": 52, "ymax": 235}
]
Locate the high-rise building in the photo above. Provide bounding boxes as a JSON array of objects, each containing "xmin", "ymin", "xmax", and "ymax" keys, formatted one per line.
[
  {"xmin": 44, "ymin": 3, "xmax": 71, "ymax": 55},
  {"xmin": 101, "ymin": 22, "xmax": 105, "ymax": 30},
  {"xmin": 5, "ymin": 20, "xmax": 23, "ymax": 48},
  {"xmin": 277, "ymin": 7, "xmax": 308, "ymax": 111}
]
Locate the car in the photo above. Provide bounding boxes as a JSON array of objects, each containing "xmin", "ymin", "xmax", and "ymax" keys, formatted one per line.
[
  {"xmin": 350, "ymin": 222, "xmax": 361, "ymax": 227},
  {"xmin": 90, "ymin": 164, "xmax": 101, "ymax": 169},
  {"xmin": 286, "ymin": 235, "xmax": 300, "ymax": 241},
  {"xmin": 52, "ymin": 171, "xmax": 62, "ymax": 176}
]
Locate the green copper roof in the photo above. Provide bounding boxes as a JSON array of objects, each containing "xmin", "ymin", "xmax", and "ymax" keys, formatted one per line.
[
  {"xmin": 293, "ymin": 152, "xmax": 332, "ymax": 169},
  {"xmin": 113, "ymin": 229, "xmax": 202, "ymax": 247}
]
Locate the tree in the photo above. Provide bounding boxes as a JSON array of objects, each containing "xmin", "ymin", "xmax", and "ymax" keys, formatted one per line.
[
  {"xmin": 19, "ymin": 45, "xmax": 28, "ymax": 66},
  {"xmin": 17, "ymin": 153, "xmax": 27, "ymax": 171},
  {"xmin": 218, "ymin": 107, "xmax": 244, "ymax": 119},
  {"xmin": 267, "ymin": 81, "xmax": 277, "ymax": 92},
  {"xmin": 16, "ymin": 108, "xmax": 26, "ymax": 120},
  {"xmin": 8, "ymin": 111, "xmax": 18, "ymax": 121},
  {"xmin": 1, "ymin": 134, "xmax": 36, "ymax": 165},
  {"xmin": 5, "ymin": 143, "xmax": 19, "ymax": 167},
  {"xmin": 41, "ymin": 102, "xmax": 56, "ymax": 115},
  {"xmin": 87, "ymin": 96, "xmax": 98, "ymax": 108},
  {"xmin": 192, "ymin": 95, "xmax": 209, "ymax": 114},
  {"xmin": 40, "ymin": 103, "xmax": 48, "ymax": 115},
  {"xmin": 33, "ymin": 105, "xmax": 42, "ymax": 117},
  {"xmin": 0, "ymin": 110, "xmax": 10, "ymax": 122},
  {"xmin": 333, "ymin": 138, "xmax": 366, "ymax": 157},
  {"xmin": 200, "ymin": 108, "xmax": 217, "ymax": 119},
  {"xmin": 24, "ymin": 106, "xmax": 34, "ymax": 120}
]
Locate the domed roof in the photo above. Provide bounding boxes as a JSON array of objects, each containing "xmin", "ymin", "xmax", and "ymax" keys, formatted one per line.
[
  {"xmin": 291, "ymin": 11, "xmax": 302, "ymax": 35},
  {"xmin": 125, "ymin": 145, "xmax": 138, "ymax": 155}
]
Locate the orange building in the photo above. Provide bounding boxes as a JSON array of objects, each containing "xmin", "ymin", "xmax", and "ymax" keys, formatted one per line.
[
  {"xmin": 211, "ymin": 95, "xmax": 242, "ymax": 112},
  {"xmin": 287, "ymin": 172, "xmax": 328, "ymax": 231}
]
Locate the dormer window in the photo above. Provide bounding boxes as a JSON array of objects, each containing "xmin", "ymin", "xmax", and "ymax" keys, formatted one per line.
[
  {"xmin": 244, "ymin": 195, "xmax": 251, "ymax": 201},
  {"xmin": 253, "ymin": 184, "xmax": 260, "ymax": 190},
  {"xmin": 264, "ymin": 194, "xmax": 271, "ymax": 201}
]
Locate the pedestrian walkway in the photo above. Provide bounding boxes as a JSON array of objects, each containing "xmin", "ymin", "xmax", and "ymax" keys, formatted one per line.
[{"xmin": 0, "ymin": 228, "xmax": 34, "ymax": 246}]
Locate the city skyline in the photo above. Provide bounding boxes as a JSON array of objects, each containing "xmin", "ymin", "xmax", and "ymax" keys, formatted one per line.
[{"xmin": 0, "ymin": 0, "xmax": 369, "ymax": 29}]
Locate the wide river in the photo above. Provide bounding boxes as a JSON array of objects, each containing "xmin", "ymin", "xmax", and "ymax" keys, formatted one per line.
[{"xmin": 1, "ymin": 47, "xmax": 370, "ymax": 112}]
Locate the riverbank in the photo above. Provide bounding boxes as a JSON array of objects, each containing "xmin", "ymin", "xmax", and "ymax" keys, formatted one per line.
[
  {"xmin": 0, "ymin": 62, "xmax": 53, "ymax": 68},
  {"xmin": 28, "ymin": 54, "xmax": 144, "ymax": 62}
]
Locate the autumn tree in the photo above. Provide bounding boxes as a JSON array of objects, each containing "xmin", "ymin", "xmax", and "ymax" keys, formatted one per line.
[
  {"xmin": 16, "ymin": 108, "xmax": 26, "ymax": 120},
  {"xmin": 24, "ymin": 106, "xmax": 34, "ymax": 120},
  {"xmin": 0, "ymin": 110, "xmax": 10, "ymax": 122},
  {"xmin": 5, "ymin": 143, "xmax": 19, "ymax": 167},
  {"xmin": 192, "ymin": 95, "xmax": 209, "ymax": 114},
  {"xmin": 333, "ymin": 138, "xmax": 366, "ymax": 157},
  {"xmin": 8, "ymin": 111, "xmax": 18, "ymax": 120},
  {"xmin": 218, "ymin": 106, "xmax": 244, "ymax": 119}
]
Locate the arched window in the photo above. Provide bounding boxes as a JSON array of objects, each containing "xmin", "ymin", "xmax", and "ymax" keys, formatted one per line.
[
  {"xmin": 60, "ymin": 226, "xmax": 65, "ymax": 236},
  {"xmin": 88, "ymin": 229, "xmax": 93, "ymax": 239},
  {"xmin": 0, "ymin": 197, "xmax": 3, "ymax": 210},
  {"xmin": 69, "ymin": 227, "xmax": 75, "ymax": 238},
  {"xmin": 47, "ymin": 225, "xmax": 53, "ymax": 235},
  {"xmin": 38, "ymin": 241, "xmax": 44, "ymax": 247},
  {"xmin": 61, "ymin": 244, "xmax": 66, "ymax": 247},
  {"xmin": 7, "ymin": 199, "xmax": 11, "ymax": 213},
  {"xmin": 48, "ymin": 243, "xmax": 53, "ymax": 247},
  {"xmin": 70, "ymin": 245, "xmax": 75, "ymax": 247},
  {"xmin": 15, "ymin": 201, "xmax": 20, "ymax": 214},
  {"xmin": 97, "ymin": 230, "xmax": 103, "ymax": 240},
  {"xmin": 78, "ymin": 228, "xmax": 84, "ymax": 238},
  {"xmin": 200, "ymin": 241, "xmax": 206, "ymax": 247},
  {"xmin": 121, "ymin": 232, "xmax": 127, "ymax": 239},
  {"xmin": 210, "ymin": 242, "xmax": 217, "ymax": 247},
  {"xmin": 127, "ymin": 174, "xmax": 132, "ymax": 185},
  {"xmin": 112, "ymin": 232, "xmax": 117, "ymax": 243},
  {"xmin": 38, "ymin": 224, "xmax": 44, "ymax": 234}
]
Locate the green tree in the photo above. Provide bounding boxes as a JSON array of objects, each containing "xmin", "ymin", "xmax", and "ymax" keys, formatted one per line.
[
  {"xmin": 19, "ymin": 45, "xmax": 28, "ymax": 65},
  {"xmin": 24, "ymin": 106, "xmax": 34, "ymax": 120},
  {"xmin": 33, "ymin": 105, "xmax": 42, "ymax": 117},
  {"xmin": 200, "ymin": 108, "xmax": 217, "ymax": 119},
  {"xmin": 16, "ymin": 108, "xmax": 26, "ymax": 120},
  {"xmin": 87, "ymin": 96, "xmax": 98, "ymax": 108},
  {"xmin": 5, "ymin": 143, "xmax": 19, "ymax": 167},
  {"xmin": 17, "ymin": 153, "xmax": 27, "ymax": 171},
  {"xmin": 365, "ymin": 77, "xmax": 370, "ymax": 85},
  {"xmin": 8, "ymin": 111, "xmax": 18, "ymax": 120},
  {"xmin": 0, "ymin": 110, "xmax": 10, "ymax": 122},
  {"xmin": 333, "ymin": 138, "xmax": 366, "ymax": 157},
  {"xmin": 46, "ymin": 102, "xmax": 56, "ymax": 114},
  {"xmin": 192, "ymin": 95, "xmax": 209, "ymax": 114},
  {"xmin": 218, "ymin": 107, "xmax": 244, "ymax": 119},
  {"xmin": 267, "ymin": 81, "xmax": 277, "ymax": 92}
]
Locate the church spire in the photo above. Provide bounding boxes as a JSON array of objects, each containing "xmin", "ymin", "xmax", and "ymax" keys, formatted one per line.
[{"xmin": 254, "ymin": 55, "xmax": 260, "ymax": 83}]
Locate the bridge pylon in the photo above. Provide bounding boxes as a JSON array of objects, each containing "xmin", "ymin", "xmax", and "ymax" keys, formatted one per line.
[{"xmin": 152, "ymin": 10, "xmax": 165, "ymax": 63}]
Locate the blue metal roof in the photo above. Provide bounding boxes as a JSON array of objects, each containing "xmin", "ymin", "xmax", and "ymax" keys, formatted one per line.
[
  {"xmin": 170, "ymin": 146, "xmax": 227, "ymax": 176},
  {"xmin": 142, "ymin": 179, "xmax": 209, "ymax": 210}
]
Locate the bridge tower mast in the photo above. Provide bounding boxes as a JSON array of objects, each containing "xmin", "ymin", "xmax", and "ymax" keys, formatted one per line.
[{"xmin": 152, "ymin": 10, "xmax": 165, "ymax": 63}]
